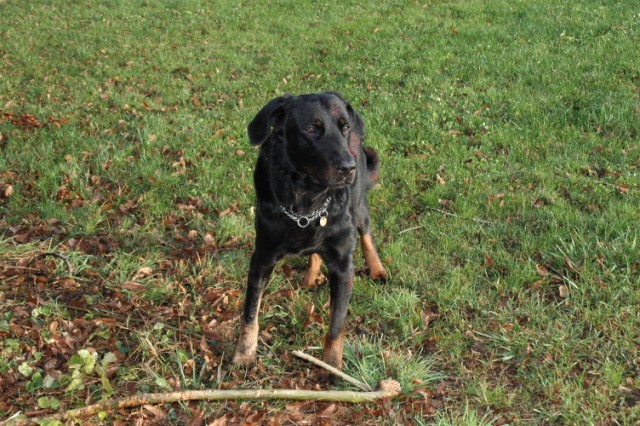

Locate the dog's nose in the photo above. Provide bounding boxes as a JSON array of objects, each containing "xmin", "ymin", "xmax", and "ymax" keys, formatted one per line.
[
  {"xmin": 337, "ymin": 161, "xmax": 356, "ymax": 182},
  {"xmin": 338, "ymin": 164, "xmax": 355, "ymax": 175},
  {"xmin": 337, "ymin": 161, "xmax": 356, "ymax": 176}
]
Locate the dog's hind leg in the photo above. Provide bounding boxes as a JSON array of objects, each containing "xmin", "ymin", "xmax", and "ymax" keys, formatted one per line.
[
  {"xmin": 360, "ymin": 232, "xmax": 388, "ymax": 282},
  {"xmin": 356, "ymin": 201, "xmax": 388, "ymax": 282},
  {"xmin": 233, "ymin": 250, "xmax": 277, "ymax": 367},
  {"xmin": 301, "ymin": 253, "xmax": 326, "ymax": 287}
]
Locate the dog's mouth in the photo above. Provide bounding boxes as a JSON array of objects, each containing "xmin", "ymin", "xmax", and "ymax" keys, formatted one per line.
[
  {"xmin": 315, "ymin": 171, "xmax": 356, "ymax": 188},
  {"xmin": 305, "ymin": 173, "xmax": 351, "ymax": 188},
  {"xmin": 304, "ymin": 164, "xmax": 356, "ymax": 188},
  {"xmin": 336, "ymin": 169, "xmax": 356, "ymax": 186}
]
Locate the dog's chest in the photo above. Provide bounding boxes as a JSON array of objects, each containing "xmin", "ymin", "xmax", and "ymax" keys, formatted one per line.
[{"xmin": 282, "ymin": 225, "xmax": 331, "ymax": 256}]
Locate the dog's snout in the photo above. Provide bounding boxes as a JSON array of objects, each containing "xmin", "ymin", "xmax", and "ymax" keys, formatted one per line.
[
  {"xmin": 337, "ymin": 159, "xmax": 357, "ymax": 183},
  {"xmin": 337, "ymin": 159, "xmax": 356, "ymax": 176},
  {"xmin": 345, "ymin": 167, "xmax": 356, "ymax": 181},
  {"xmin": 338, "ymin": 163, "xmax": 356, "ymax": 175}
]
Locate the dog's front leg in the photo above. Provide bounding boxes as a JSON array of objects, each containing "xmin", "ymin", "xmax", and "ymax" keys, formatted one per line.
[
  {"xmin": 322, "ymin": 255, "xmax": 355, "ymax": 370},
  {"xmin": 233, "ymin": 251, "xmax": 276, "ymax": 367}
]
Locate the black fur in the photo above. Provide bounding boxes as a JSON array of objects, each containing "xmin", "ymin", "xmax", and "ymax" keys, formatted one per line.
[{"xmin": 233, "ymin": 91, "xmax": 386, "ymax": 369}]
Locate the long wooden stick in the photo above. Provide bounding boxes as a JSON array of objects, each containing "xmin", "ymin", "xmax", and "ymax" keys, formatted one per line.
[
  {"xmin": 291, "ymin": 350, "xmax": 373, "ymax": 391},
  {"xmin": 0, "ymin": 381, "xmax": 401, "ymax": 426},
  {"xmin": 1, "ymin": 350, "xmax": 400, "ymax": 425}
]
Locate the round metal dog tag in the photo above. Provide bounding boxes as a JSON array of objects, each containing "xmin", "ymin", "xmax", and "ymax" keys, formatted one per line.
[{"xmin": 319, "ymin": 216, "xmax": 328, "ymax": 227}]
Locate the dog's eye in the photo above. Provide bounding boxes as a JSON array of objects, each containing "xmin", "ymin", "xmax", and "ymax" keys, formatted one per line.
[
  {"xmin": 341, "ymin": 124, "xmax": 351, "ymax": 135},
  {"xmin": 304, "ymin": 126, "xmax": 317, "ymax": 135}
]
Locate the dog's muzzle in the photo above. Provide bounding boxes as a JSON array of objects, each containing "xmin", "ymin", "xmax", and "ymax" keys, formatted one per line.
[{"xmin": 336, "ymin": 160, "xmax": 356, "ymax": 185}]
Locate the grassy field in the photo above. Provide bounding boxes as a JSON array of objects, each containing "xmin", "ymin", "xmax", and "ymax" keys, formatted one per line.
[{"xmin": 1, "ymin": 0, "xmax": 639, "ymax": 424}]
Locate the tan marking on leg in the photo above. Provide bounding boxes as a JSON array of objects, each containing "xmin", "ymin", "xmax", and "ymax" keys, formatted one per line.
[
  {"xmin": 232, "ymin": 295, "xmax": 261, "ymax": 367},
  {"xmin": 323, "ymin": 331, "xmax": 345, "ymax": 370},
  {"xmin": 361, "ymin": 233, "xmax": 388, "ymax": 282},
  {"xmin": 301, "ymin": 253, "xmax": 326, "ymax": 288}
]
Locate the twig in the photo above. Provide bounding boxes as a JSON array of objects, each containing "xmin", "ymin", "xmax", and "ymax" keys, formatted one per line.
[
  {"xmin": 26, "ymin": 252, "xmax": 73, "ymax": 276},
  {"xmin": 423, "ymin": 207, "xmax": 496, "ymax": 225},
  {"xmin": 292, "ymin": 350, "xmax": 373, "ymax": 392},
  {"xmin": 398, "ymin": 225, "xmax": 424, "ymax": 235},
  {"xmin": 0, "ymin": 381, "xmax": 401, "ymax": 425},
  {"xmin": 398, "ymin": 207, "xmax": 497, "ymax": 235}
]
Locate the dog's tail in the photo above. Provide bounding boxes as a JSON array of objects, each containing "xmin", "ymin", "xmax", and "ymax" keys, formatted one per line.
[{"xmin": 364, "ymin": 147, "xmax": 380, "ymax": 189}]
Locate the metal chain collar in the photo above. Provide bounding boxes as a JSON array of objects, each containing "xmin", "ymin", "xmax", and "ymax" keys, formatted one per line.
[{"xmin": 280, "ymin": 197, "xmax": 331, "ymax": 228}]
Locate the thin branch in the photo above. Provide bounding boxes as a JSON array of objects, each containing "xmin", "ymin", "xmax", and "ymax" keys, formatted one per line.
[
  {"xmin": 398, "ymin": 225, "xmax": 424, "ymax": 235},
  {"xmin": 424, "ymin": 207, "xmax": 496, "ymax": 225},
  {"xmin": 292, "ymin": 350, "xmax": 373, "ymax": 392},
  {"xmin": 1, "ymin": 381, "xmax": 401, "ymax": 425},
  {"xmin": 398, "ymin": 207, "xmax": 497, "ymax": 235},
  {"xmin": 1, "ymin": 350, "xmax": 401, "ymax": 425},
  {"xmin": 425, "ymin": 206, "xmax": 496, "ymax": 225}
]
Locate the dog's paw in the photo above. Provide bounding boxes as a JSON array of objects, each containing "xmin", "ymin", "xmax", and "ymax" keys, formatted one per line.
[
  {"xmin": 322, "ymin": 351, "xmax": 343, "ymax": 371},
  {"xmin": 301, "ymin": 254, "xmax": 326, "ymax": 288},
  {"xmin": 232, "ymin": 341, "xmax": 257, "ymax": 367},
  {"xmin": 369, "ymin": 267, "xmax": 388, "ymax": 283},
  {"xmin": 322, "ymin": 333, "xmax": 345, "ymax": 371},
  {"xmin": 232, "ymin": 350, "xmax": 257, "ymax": 367},
  {"xmin": 301, "ymin": 271, "xmax": 326, "ymax": 288},
  {"xmin": 232, "ymin": 322, "xmax": 259, "ymax": 367}
]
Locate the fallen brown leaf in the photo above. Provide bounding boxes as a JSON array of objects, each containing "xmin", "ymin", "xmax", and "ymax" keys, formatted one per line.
[
  {"xmin": 122, "ymin": 281, "xmax": 146, "ymax": 292},
  {"xmin": 536, "ymin": 264, "xmax": 549, "ymax": 277},
  {"xmin": 564, "ymin": 257, "xmax": 578, "ymax": 272}
]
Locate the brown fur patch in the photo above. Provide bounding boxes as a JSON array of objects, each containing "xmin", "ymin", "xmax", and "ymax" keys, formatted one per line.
[
  {"xmin": 361, "ymin": 233, "xmax": 388, "ymax": 281},
  {"xmin": 349, "ymin": 132, "xmax": 362, "ymax": 159},
  {"xmin": 232, "ymin": 293, "xmax": 262, "ymax": 367},
  {"xmin": 232, "ymin": 320, "xmax": 260, "ymax": 366},
  {"xmin": 330, "ymin": 102, "xmax": 343, "ymax": 118},
  {"xmin": 323, "ymin": 332, "xmax": 345, "ymax": 369},
  {"xmin": 301, "ymin": 253, "xmax": 326, "ymax": 288}
]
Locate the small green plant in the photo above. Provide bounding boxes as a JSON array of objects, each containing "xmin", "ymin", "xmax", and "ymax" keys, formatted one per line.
[
  {"xmin": 343, "ymin": 335, "xmax": 441, "ymax": 393},
  {"xmin": 64, "ymin": 350, "xmax": 117, "ymax": 399},
  {"xmin": 428, "ymin": 403, "xmax": 495, "ymax": 426}
]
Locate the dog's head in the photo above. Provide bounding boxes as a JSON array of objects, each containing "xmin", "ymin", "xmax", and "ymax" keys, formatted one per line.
[{"xmin": 248, "ymin": 92, "xmax": 365, "ymax": 188}]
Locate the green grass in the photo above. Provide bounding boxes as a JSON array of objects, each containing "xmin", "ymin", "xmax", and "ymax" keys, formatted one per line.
[{"xmin": 1, "ymin": 0, "xmax": 639, "ymax": 424}]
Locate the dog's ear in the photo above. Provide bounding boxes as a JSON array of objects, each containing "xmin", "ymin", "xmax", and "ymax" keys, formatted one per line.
[
  {"xmin": 346, "ymin": 102, "xmax": 366, "ymax": 139},
  {"xmin": 247, "ymin": 95, "xmax": 291, "ymax": 145}
]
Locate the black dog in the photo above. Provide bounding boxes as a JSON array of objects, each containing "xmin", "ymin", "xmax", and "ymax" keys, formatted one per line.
[{"xmin": 233, "ymin": 92, "xmax": 387, "ymax": 370}]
